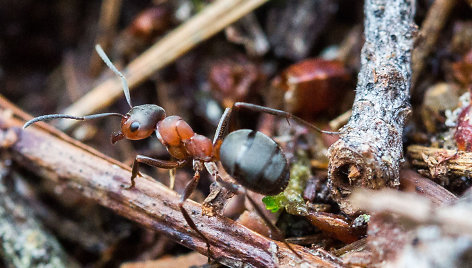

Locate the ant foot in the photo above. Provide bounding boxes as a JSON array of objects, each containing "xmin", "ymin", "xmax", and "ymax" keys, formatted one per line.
[{"xmin": 122, "ymin": 183, "xmax": 135, "ymax": 190}]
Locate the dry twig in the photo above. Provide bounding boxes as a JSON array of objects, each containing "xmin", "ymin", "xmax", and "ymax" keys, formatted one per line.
[
  {"xmin": 328, "ymin": 0, "xmax": 416, "ymax": 214},
  {"xmin": 407, "ymin": 145, "xmax": 472, "ymax": 178},
  {"xmin": 351, "ymin": 188, "xmax": 472, "ymax": 237},
  {"xmin": 0, "ymin": 95, "xmax": 342, "ymax": 267},
  {"xmin": 58, "ymin": 0, "xmax": 269, "ymax": 130},
  {"xmin": 351, "ymin": 187, "xmax": 465, "ymax": 265},
  {"xmin": 399, "ymin": 169, "xmax": 457, "ymax": 205}
]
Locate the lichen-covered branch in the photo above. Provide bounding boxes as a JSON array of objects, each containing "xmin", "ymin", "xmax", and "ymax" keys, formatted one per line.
[
  {"xmin": 328, "ymin": 0, "xmax": 416, "ymax": 214},
  {"xmin": 0, "ymin": 95, "xmax": 342, "ymax": 268}
]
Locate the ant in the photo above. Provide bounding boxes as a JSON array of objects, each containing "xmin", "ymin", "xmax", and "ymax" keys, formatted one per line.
[{"xmin": 24, "ymin": 45, "xmax": 339, "ymax": 261}]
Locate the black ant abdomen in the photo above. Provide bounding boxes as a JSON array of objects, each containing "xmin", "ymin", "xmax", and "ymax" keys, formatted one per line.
[{"xmin": 219, "ymin": 129, "xmax": 289, "ymax": 195}]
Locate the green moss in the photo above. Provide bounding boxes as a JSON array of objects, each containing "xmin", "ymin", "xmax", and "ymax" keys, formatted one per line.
[{"xmin": 262, "ymin": 156, "xmax": 311, "ymax": 216}]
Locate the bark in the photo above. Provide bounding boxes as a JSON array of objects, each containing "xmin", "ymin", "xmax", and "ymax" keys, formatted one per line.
[
  {"xmin": 328, "ymin": 0, "xmax": 416, "ymax": 215},
  {"xmin": 0, "ymin": 95, "xmax": 342, "ymax": 268}
]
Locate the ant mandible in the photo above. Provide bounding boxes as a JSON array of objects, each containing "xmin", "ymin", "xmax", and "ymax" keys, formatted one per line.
[{"xmin": 24, "ymin": 45, "xmax": 339, "ymax": 261}]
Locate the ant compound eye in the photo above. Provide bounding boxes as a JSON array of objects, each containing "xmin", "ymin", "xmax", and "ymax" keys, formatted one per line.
[{"xmin": 130, "ymin": 121, "xmax": 140, "ymax": 132}]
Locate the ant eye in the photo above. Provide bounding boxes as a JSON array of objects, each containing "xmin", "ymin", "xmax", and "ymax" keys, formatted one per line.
[{"xmin": 130, "ymin": 121, "xmax": 140, "ymax": 132}]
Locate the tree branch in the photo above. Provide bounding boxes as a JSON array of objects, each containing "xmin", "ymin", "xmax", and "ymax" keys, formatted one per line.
[
  {"xmin": 328, "ymin": 0, "xmax": 416, "ymax": 214},
  {"xmin": 0, "ymin": 95, "xmax": 342, "ymax": 267}
]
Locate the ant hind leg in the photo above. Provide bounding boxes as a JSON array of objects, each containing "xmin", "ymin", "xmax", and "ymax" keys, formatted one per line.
[
  {"xmin": 244, "ymin": 190, "xmax": 303, "ymax": 259},
  {"xmin": 215, "ymin": 176, "xmax": 303, "ymax": 259},
  {"xmin": 233, "ymin": 102, "xmax": 341, "ymax": 135}
]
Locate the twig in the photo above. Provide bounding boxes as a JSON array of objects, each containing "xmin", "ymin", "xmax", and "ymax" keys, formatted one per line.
[
  {"xmin": 341, "ymin": 170, "xmax": 456, "ymax": 265},
  {"xmin": 350, "ymin": 188, "xmax": 472, "ymax": 237},
  {"xmin": 58, "ymin": 0, "xmax": 268, "ymax": 131},
  {"xmin": 0, "ymin": 95, "xmax": 342, "ymax": 267},
  {"xmin": 411, "ymin": 0, "xmax": 457, "ymax": 90},
  {"xmin": 399, "ymin": 169, "xmax": 457, "ymax": 205},
  {"xmin": 328, "ymin": 0, "xmax": 415, "ymax": 215},
  {"xmin": 407, "ymin": 145, "xmax": 472, "ymax": 178},
  {"xmin": 225, "ymin": 13, "xmax": 269, "ymax": 56},
  {"xmin": 359, "ymin": 187, "xmax": 472, "ymax": 267},
  {"xmin": 351, "ymin": 187, "xmax": 467, "ymax": 264},
  {"xmin": 14, "ymin": 172, "xmax": 123, "ymax": 253},
  {"xmin": 328, "ymin": 109, "xmax": 351, "ymax": 131}
]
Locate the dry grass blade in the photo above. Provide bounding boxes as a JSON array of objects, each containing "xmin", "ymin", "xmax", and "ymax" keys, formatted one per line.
[{"xmin": 59, "ymin": 0, "xmax": 268, "ymax": 130}]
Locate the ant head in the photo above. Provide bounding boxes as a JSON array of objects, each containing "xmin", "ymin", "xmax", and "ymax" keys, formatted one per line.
[
  {"xmin": 24, "ymin": 45, "xmax": 168, "ymax": 144},
  {"xmin": 114, "ymin": 104, "xmax": 166, "ymax": 143}
]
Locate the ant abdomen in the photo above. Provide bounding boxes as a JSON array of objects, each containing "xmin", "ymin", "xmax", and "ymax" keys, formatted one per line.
[{"xmin": 219, "ymin": 129, "xmax": 290, "ymax": 195}]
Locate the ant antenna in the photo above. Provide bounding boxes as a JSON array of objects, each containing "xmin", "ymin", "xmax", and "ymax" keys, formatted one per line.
[
  {"xmin": 23, "ymin": 113, "xmax": 124, "ymax": 129},
  {"xmin": 95, "ymin": 44, "xmax": 133, "ymax": 108}
]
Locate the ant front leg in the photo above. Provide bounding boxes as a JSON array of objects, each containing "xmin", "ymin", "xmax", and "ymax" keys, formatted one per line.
[
  {"xmin": 127, "ymin": 155, "xmax": 187, "ymax": 189},
  {"xmin": 233, "ymin": 102, "xmax": 341, "ymax": 135}
]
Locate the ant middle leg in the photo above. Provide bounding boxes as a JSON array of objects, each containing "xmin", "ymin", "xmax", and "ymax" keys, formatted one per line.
[
  {"xmin": 127, "ymin": 155, "xmax": 187, "ymax": 188},
  {"xmin": 179, "ymin": 160, "xmax": 212, "ymax": 261}
]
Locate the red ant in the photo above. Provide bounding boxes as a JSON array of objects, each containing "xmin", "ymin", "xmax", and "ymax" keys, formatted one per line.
[{"xmin": 24, "ymin": 45, "xmax": 339, "ymax": 261}]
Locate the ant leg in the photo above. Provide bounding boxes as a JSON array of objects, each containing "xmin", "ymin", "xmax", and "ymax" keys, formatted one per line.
[
  {"xmin": 244, "ymin": 190, "xmax": 303, "ymax": 259},
  {"xmin": 169, "ymin": 168, "xmax": 176, "ymax": 190},
  {"xmin": 179, "ymin": 162, "xmax": 212, "ymax": 261},
  {"xmin": 127, "ymin": 155, "xmax": 187, "ymax": 189},
  {"xmin": 212, "ymin": 108, "xmax": 233, "ymax": 146},
  {"xmin": 215, "ymin": 176, "xmax": 303, "ymax": 259},
  {"xmin": 233, "ymin": 102, "xmax": 341, "ymax": 135}
]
